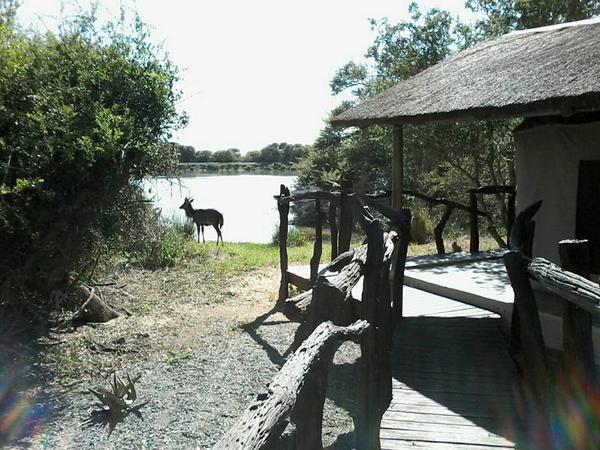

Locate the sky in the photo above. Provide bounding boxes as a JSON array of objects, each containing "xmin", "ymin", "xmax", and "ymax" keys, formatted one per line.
[{"xmin": 17, "ymin": 0, "xmax": 473, "ymax": 153}]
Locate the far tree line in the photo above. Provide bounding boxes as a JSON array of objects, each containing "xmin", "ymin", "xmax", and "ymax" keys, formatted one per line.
[{"xmin": 173, "ymin": 142, "xmax": 310, "ymax": 164}]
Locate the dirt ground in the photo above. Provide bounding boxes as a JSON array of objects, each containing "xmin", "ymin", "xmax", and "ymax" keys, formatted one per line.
[{"xmin": 4, "ymin": 263, "xmax": 361, "ymax": 449}]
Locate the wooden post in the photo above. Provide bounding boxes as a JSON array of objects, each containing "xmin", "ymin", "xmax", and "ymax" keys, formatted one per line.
[
  {"xmin": 356, "ymin": 209, "xmax": 390, "ymax": 450},
  {"xmin": 504, "ymin": 251, "xmax": 548, "ymax": 407},
  {"xmin": 293, "ymin": 345, "xmax": 333, "ymax": 449},
  {"xmin": 434, "ymin": 204, "xmax": 454, "ymax": 254},
  {"xmin": 559, "ymin": 239, "xmax": 594, "ymax": 377},
  {"xmin": 469, "ymin": 190, "xmax": 479, "ymax": 252},
  {"xmin": 310, "ymin": 198, "xmax": 323, "ymax": 283},
  {"xmin": 510, "ymin": 200, "xmax": 542, "ymax": 258},
  {"xmin": 329, "ymin": 201, "xmax": 339, "ymax": 260},
  {"xmin": 507, "ymin": 191, "xmax": 516, "ymax": 247},
  {"xmin": 392, "ymin": 124, "xmax": 403, "ymax": 210},
  {"xmin": 277, "ymin": 184, "xmax": 290, "ymax": 306},
  {"xmin": 391, "ymin": 209, "xmax": 411, "ymax": 322},
  {"xmin": 338, "ymin": 182, "xmax": 353, "ymax": 254}
]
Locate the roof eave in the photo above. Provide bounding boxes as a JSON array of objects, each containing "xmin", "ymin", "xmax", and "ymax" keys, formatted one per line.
[{"xmin": 330, "ymin": 94, "xmax": 600, "ymax": 128}]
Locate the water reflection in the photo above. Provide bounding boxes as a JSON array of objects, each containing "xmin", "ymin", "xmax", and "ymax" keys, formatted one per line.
[{"xmin": 144, "ymin": 174, "xmax": 297, "ymax": 243}]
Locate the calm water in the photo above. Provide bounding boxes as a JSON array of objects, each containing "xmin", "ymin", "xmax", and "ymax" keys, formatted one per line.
[{"xmin": 144, "ymin": 174, "xmax": 297, "ymax": 243}]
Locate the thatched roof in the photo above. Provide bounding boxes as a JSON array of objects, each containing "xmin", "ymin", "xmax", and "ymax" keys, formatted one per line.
[{"xmin": 332, "ymin": 18, "xmax": 600, "ymax": 127}]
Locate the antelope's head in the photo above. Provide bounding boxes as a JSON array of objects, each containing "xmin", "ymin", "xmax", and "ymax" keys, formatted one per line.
[{"xmin": 180, "ymin": 197, "xmax": 194, "ymax": 210}]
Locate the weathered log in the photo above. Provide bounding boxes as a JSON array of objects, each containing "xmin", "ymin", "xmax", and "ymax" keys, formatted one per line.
[
  {"xmin": 277, "ymin": 184, "xmax": 291, "ymax": 306},
  {"xmin": 355, "ymin": 193, "xmax": 411, "ymax": 320},
  {"xmin": 470, "ymin": 185, "xmax": 515, "ymax": 195},
  {"xmin": 434, "ymin": 204, "xmax": 454, "ymax": 255},
  {"xmin": 275, "ymin": 190, "xmax": 340, "ymax": 204},
  {"xmin": 528, "ymin": 257, "xmax": 600, "ymax": 317},
  {"xmin": 504, "ymin": 251, "xmax": 549, "ymax": 408},
  {"xmin": 558, "ymin": 240, "xmax": 595, "ymax": 378},
  {"xmin": 329, "ymin": 201, "xmax": 339, "ymax": 260},
  {"xmin": 338, "ymin": 185, "xmax": 354, "ymax": 254},
  {"xmin": 283, "ymin": 246, "xmax": 367, "ymax": 323},
  {"xmin": 353, "ymin": 196, "xmax": 394, "ymax": 450},
  {"xmin": 510, "ymin": 200, "xmax": 543, "ymax": 258},
  {"xmin": 291, "ymin": 244, "xmax": 369, "ymax": 349},
  {"xmin": 310, "ymin": 199, "xmax": 323, "ymax": 283},
  {"xmin": 507, "ymin": 191, "xmax": 516, "ymax": 247},
  {"xmin": 366, "ymin": 190, "xmax": 486, "ymax": 216},
  {"xmin": 62, "ymin": 282, "xmax": 119, "ymax": 327},
  {"xmin": 469, "ymin": 190, "xmax": 479, "ymax": 252},
  {"xmin": 213, "ymin": 320, "xmax": 369, "ymax": 450}
]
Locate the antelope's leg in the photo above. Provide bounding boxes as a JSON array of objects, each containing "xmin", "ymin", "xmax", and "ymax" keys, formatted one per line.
[
  {"xmin": 196, "ymin": 224, "xmax": 201, "ymax": 243},
  {"xmin": 214, "ymin": 225, "xmax": 222, "ymax": 245},
  {"xmin": 201, "ymin": 225, "xmax": 206, "ymax": 243}
]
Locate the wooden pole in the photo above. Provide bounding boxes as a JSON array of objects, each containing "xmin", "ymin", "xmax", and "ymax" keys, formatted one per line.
[
  {"xmin": 328, "ymin": 201, "xmax": 338, "ymax": 260},
  {"xmin": 277, "ymin": 185, "xmax": 290, "ymax": 306},
  {"xmin": 391, "ymin": 124, "xmax": 405, "ymax": 320},
  {"xmin": 469, "ymin": 190, "xmax": 479, "ymax": 252},
  {"xmin": 310, "ymin": 198, "xmax": 323, "ymax": 283},
  {"xmin": 338, "ymin": 182, "xmax": 353, "ymax": 254},
  {"xmin": 392, "ymin": 124, "xmax": 403, "ymax": 210},
  {"xmin": 558, "ymin": 239, "xmax": 594, "ymax": 377},
  {"xmin": 355, "ymin": 206, "xmax": 390, "ymax": 450},
  {"xmin": 434, "ymin": 204, "xmax": 454, "ymax": 255},
  {"xmin": 507, "ymin": 191, "xmax": 516, "ymax": 247},
  {"xmin": 504, "ymin": 251, "xmax": 548, "ymax": 406}
]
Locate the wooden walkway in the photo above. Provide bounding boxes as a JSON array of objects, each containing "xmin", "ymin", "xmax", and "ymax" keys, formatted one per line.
[{"xmin": 382, "ymin": 287, "xmax": 528, "ymax": 449}]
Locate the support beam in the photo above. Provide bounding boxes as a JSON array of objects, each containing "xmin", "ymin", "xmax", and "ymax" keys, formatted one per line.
[{"xmin": 392, "ymin": 124, "xmax": 404, "ymax": 210}]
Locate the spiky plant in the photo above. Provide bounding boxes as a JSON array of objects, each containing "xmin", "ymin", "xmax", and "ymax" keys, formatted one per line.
[{"xmin": 89, "ymin": 372, "xmax": 149, "ymax": 415}]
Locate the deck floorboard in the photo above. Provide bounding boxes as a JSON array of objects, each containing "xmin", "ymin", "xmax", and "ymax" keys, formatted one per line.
[{"xmin": 382, "ymin": 288, "xmax": 528, "ymax": 449}]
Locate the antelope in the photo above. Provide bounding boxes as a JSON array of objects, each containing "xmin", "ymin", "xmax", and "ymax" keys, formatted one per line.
[{"xmin": 179, "ymin": 197, "xmax": 224, "ymax": 245}]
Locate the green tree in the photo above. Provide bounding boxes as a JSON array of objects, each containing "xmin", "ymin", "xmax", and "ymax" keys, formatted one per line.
[
  {"xmin": 301, "ymin": 1, "xmax": 599, "ymax": 242},
  {"xmin": 196, "ymin": 150, "xmax": 212, "ymax": 162},
  {"xmin": 0, "ymin": 5, "xmax": 185, "ymax": 315},
  {"xmin": 467, "ymin": 0, "xmax": 600, "ymax": 36},
  {"xmin": 243, "ymin": 150, "xmax": 260, "ymax": 162},
  {"xmin": 210, "ymin": 148, "xmax": 240, "ymax": 162},
  {"xmin": 174, "ymin": 143, "xmax": 197, "ymax": 162}
]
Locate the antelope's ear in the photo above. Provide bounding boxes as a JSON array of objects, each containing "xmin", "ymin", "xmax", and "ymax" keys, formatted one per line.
[{"xmin": 189, "ymin": 198, "xmax": 194, "ymax": 203}]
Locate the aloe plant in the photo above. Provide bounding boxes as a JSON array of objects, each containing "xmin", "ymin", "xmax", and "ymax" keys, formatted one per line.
[{"xmin": 89, "ymin": 372, "xmax": 149, "ymax": 415}]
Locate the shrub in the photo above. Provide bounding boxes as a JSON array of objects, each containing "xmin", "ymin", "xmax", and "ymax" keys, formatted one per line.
[
  {"xmin": 410, "ymin": 209, "xmax": 435, "ymax": 244},
  {"xmin": 271, "ymin": 227, "xmax": 309, "ymax": 247},
  {"xmin": 0, "ymin": 8, "xmax": 185, "ymax": 318}
]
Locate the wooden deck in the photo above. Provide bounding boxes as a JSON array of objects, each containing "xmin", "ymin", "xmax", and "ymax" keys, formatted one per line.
[{"xmin": 382, "ymin": 287, "xmax": 527, "ymax": 449}]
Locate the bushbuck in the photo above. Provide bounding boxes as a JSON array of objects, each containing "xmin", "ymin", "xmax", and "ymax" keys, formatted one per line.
[{"xmin": 179, "ymin": 197, "xmax": 224, "ymax": 245}]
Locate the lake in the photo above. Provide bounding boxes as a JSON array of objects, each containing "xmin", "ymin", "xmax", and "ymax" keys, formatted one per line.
[{"xmin": 144, "ymin": 173, "xmax": 297, "ymax": 243}]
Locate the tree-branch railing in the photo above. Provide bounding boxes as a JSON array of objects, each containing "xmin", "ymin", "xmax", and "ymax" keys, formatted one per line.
[
  {"xmin": 276, "ymin": 184, "xmax": 514, "ymax": 305},
  {"xmin": 468, "ymin": 185, "xmax": 516, "ymax": 252},
  {"xmin": 505, "ymin": 217, "xmax": 600, "ymax": 447},
  {"xmin": 217, "ymin": 195, "xmax": 410, "ymax": 449}
]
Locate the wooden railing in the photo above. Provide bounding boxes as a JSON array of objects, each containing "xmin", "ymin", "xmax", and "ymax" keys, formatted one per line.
[
  {"xmin": 216, "ymin": 195, "xmax": 411, "ymax": 449},
  {"xmin": 505, "ymin": 204, "xmax": 600, "ymax": 447},
  {"xmin": 276, "ymin": 184, "xmax": 515, "ymax": 304}
]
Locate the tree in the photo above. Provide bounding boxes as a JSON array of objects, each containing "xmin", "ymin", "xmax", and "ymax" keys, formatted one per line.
[
  {"xmin": 243, "ymin": 150, "xmax": 260, "ymax": 162},
  {"xmin": 300, "ymin": 1, "xmax": 600, "ymax": 242},
  {"xmin": 196, "ymin": 150, "xmax": 213, "ymax": 162},
  {"xmin": 0, "ymin": 6, "xmax": 185, "ymax": 316},
  {"xmin": 467, "ymin": 0, "xmax": 600, "ymax": 36},
  {"xmin": 174, "ymin": 143, "xmax": 197, "ymax": 162},
  {"xmin": 210, "ymin": 148, "xmax": 240, "ymax": 162}
]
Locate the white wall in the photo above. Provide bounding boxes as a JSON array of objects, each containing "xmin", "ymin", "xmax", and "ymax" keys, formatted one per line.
[{"xmin": 514, "ymin": 121, "xmax": 600, "ymax": 264}]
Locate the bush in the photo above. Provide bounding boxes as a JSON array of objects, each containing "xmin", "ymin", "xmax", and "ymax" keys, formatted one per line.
[
  {"xmin": 271, "ymin": 227, "xmax": 309, "ymax": 247},
  {"xmin": 125, "ymin": 225, "xmax": 189, "ymax": 270},
  {"xmin": 0, "ymin": 8, "xmax": 184, "ymax": 318},
  {"xmin": 410, "ymin": 209, "xmax": 435, "ymax": 244}
]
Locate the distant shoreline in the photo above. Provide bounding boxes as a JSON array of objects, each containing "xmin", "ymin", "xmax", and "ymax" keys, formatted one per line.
[{"xmin": 177, "ymin": 162, "xmax": 297, "ymax": 175}]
